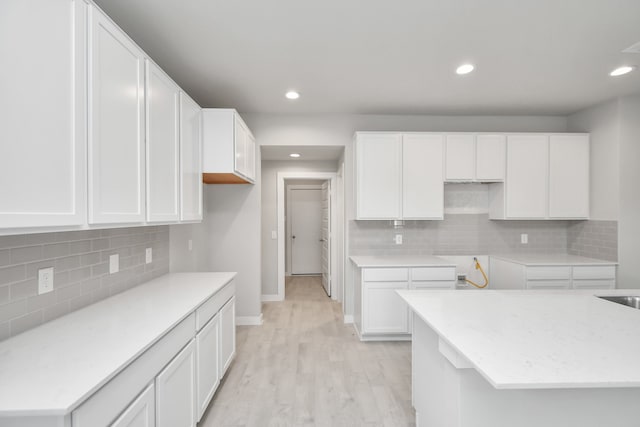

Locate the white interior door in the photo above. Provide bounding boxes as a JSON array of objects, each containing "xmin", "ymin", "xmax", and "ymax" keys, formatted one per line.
[
  {"xmin": 291, "ymin": 188, "xmax": 322, "ymax": 275},
  {"xmin": 321, "ymin": 181, "xmax": 331, "ymax": 296}
]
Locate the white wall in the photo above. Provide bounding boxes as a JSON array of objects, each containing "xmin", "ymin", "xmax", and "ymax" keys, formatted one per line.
[
  {"xmin": 245, "ymin": 113, "xmax": 568, "ymax": 317},
  {"xmin": 261, "ymin": 160, "xmax": 338, "ymax": 297},
  {"xmin": 567, "ymin": 100, "xmax": 620, "ymax": 220},
  {"xmin": 617, "ymin": 94, "xmax": 640, "ymax": 286}
]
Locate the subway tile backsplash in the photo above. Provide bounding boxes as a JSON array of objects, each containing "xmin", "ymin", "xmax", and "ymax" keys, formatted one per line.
[
  {"xmin": 568, "ymin": 220, "xmax": 618, "ymax": 261},
  {"xmin": 0, "ymin": 227, "xmax": 169, "ymax": 341}
]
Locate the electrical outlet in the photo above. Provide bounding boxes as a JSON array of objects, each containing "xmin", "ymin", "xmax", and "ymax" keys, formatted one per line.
[
  {"xmin": 145, "ymin": 247, "xmax": 152, "ymax": 264},
  {"xmin": 188, "ymin": 239, "xmax": 193, "ymax": 251},
  {"xmin": 395, "ymin": 234, "xmax": 403, "ymax": 245},
  {"xmin": 271, "ymin": 230, "xmax": 277, "ymax": 240},
  {"xmin": 38, "ymin": 267, "xmax": 54, "ymax": 295},
  {"xmin": 521, "ymin": 233, "xmax": 528, "ymax": 244},
  {"xmin": 109, "ymin": 254, "xmax": 119, "ymax": 274}
]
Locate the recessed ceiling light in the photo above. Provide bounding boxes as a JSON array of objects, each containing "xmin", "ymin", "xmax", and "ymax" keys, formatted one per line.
[
  {"xmin": 609, "ymin": 66, "xmax": 636, "ymax": 77},
  {"xmin": 289, "ymin": 153, "xmax": 301, "ymax": 158},
  {"xmin": 456, "ymin": 64, "xmax": 475, "ymax": 75},
  {"xmin": 285, "ymin": 91, "xmax": 300, "ymax": 100}
]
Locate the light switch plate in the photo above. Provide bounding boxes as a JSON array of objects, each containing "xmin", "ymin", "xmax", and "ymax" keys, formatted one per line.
[
  {"xmin": 271, "ymin": 230, "xmax": 277, "ymax": 240},
  {"xmin": 109, "ymin": 254, "xmax": 119, "ymax": 274},
  {"xmin": 38, "ymin": 267, "xmax": 54, "ymax": 295},
  {"xmin": 145, "ymin": 248, "xmax": 152, "ymax": 264}
]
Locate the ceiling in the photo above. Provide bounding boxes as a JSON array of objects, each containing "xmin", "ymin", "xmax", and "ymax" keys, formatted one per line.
[
  {"xmin": 261, "ymin": 146, "xmax": 344, "ymax": 162},
  {"xmin": 94, "ymin": 0, "xmax": 640, "ymax": 115}
]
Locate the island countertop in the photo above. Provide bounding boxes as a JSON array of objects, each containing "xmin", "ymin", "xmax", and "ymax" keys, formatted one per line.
[
  {"xmin": 0, "ymin": 272, "xmax": 236, "ymax": 417},
  {"xmin": 397, "ymin": 288, "xmax": 640, "ymax": 390},
  {"xmin": 350, "ymin": 255, "xmax": 456, "ymax": 268}
]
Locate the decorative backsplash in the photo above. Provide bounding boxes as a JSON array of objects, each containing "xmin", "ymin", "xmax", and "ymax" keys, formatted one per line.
[
  {"xmin": 568, "ymin": 220, "xmax": 618, "ymax": 261},
  {"xmin": 0, "ymin": 226, "xmax": 169, "ymax": 341}
]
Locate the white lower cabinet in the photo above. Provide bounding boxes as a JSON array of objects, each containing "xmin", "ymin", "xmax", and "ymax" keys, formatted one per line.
[
  {"xmin": 363, "ymin": 281, "xmax": 410, "ymax": 334},
  {"xmin": 111, "ymin": 383, "xmax": 155, "ymax": 427},
  {"xmin": 196, "ymin": 314, "xmax": 220, "ymax": 421},
  {"xmin": 219, "ymin": 297, "xmax": 236, "ymax": 378},
  {"xmin": 156, "ymin": 340, "xmax": 196, "ymax": 427}
]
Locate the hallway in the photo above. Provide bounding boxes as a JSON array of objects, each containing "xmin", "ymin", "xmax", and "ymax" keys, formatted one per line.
[{"xmin": 199, "ymin": 276, "xmax": 415, "ymax": 426}]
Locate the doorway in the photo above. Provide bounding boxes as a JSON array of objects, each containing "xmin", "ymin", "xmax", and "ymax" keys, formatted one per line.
[{"xmin": 277, "ymin": 172, "xmax": 338, "ymax": 301}]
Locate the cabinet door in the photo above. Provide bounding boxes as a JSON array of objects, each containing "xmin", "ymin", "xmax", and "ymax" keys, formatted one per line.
[
  {"xmin": 196, "ymin": 314, "xmax": 220, "ymax": 421},
  {"xmin": 89, "ymin": 7, "xmax": 146, "ymax": 224},
  {"xmin": 111, "ymin": 383, "xmax": 155, "ymax": 427},
  {"xmin": 146, "ymin": 60, "xmax": 180, "ymax": 223},
  {"xmin": 362, "ymin": 282, "xmax": 409, "ymax": 334},
  {"xmin": 356, "ymin": 134, "xmax": 402, "ymax": 219},
  {"xmin": 245, "ymin": 134, "xmax": 256, "ymax": 182},
  {"xmin": 548, "ymin": 135, "xmax": 589, "ymax": 219},
  {"xmin": 180, "ymin": 93, "xmax": 203, "ymax": 221},
  {"xmin": 219, "ymin": 297, "xmax": 236, "ymax": 378},
  {"xmin": 505, "ymin": 135, "xmax": 548, "ymax": 218},
  {"xmin": 156, "ymin": 339, "xmax": 196, "ymax": 427},
  {"xmin": 233, "ymin": 116, "xmax": 247, "ymax": 177},
  {"xmin": 0, "ymin": 0, "xmax": 87, "ymax": 229},
  {"xmin": 476, "ymin": 135, "xmax": 506, "ymax": 181},
  {"xmin": 445, "ymin": 134, "xmax": 475, "ymax": 181},
  {"xmin": 403, "ymin": 134, "xmax": 444, "ymax": 219}
]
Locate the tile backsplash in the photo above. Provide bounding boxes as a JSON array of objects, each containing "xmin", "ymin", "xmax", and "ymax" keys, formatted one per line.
[
  {"xmin": 350, "ymin": 214, "xmax": 572, "ymax": 256},
  {"xmin": 568, "ymin": 220, "xmax": 618, "ymax": 261},
  {"xmin": 0, "ymin": 226, "xmax": 169, "ymax": 341}
]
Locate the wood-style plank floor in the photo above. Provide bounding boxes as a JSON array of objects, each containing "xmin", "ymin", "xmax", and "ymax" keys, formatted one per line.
[{"xmin": 199, "ymin": 275, "xmax": 415, "ymax": 427}]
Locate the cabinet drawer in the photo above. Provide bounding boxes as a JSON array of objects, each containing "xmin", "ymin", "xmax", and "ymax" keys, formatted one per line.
[
  {"xmin": 526, "ymin": 266, "xmax": 571, "ymax": 280},
  {"xmin": 362, "ymin": 268, "xmax": 408, "ymax": 282},
  {"xmin": 526, "ymin": 280, "xmax": 571, "ymax": 290},
  {"xmin": 573, "ymin": 279, "xmax": 615, "ymax": 290},
  {"xmin": 572, "ymin": 266, "xmax": 616, "ymax": 280},
  {"xmin": 412, "ymin": 280, "xmax": 455, "ymax": 290},
  {"xmin": 196, "ymin": 280, "xmax": 235, "ymax": 330},
  {"xmin": 411, "ymin": 267, "xmax": 456, "ymax": 281},
  {"xmin": 72, "ymin": 313, "xmax": 195, "ymax": 426}
]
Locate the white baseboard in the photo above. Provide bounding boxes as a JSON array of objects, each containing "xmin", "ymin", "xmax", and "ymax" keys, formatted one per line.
[
  {"xmin": 343, "ymin": 314, "xmax": 354, "ymax": 324},
  {"xmin": 261, "ymin": 294, "xmax": 283, "ymax": 302},
  {"xmin": 236, "ymin": 314, "xmax": 264, "ymax": 326}
]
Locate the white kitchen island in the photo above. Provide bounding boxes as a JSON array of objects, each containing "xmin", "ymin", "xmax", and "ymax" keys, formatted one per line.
[{"xmin": 398, "ymin": 289, "xmax": 640, "ymax": 427}]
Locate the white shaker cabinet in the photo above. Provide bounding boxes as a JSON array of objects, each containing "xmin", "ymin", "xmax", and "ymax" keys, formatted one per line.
[
  {"xmin": 0, "ymin": 0, "xmax": 87, "ymax": 229},
  {"xmin": 403, "ymin": 134, "xmax": 444, "ymax": 219},
  {"xmin": 445, "ymin": 134, "xmax": 505, "ymax": 182},
  {"xmin": 361, "ymin": 269, "xmax": 410, "ymax": 336},
  {"xmin": 145, "ymin": 60, "xmax": 180, "ymax": 223},
  {"xmin": 156, "ymin": 339, "xmax": 197, "ymax": 427},
  {"xmin": 476, "ymin": 134, "xmax": 506, "ymax": 181},
  {"xmin": 180, "ymin": 93, "xmax": 203, "ymax": 221},
  {"xmin": 355, "ymin": 133, "xmax": 402, "ymax": 219},
  {"xmin": 445, "ymin": 134, "xmax": 475, "ymax": 181},
  {"xmin": 505, "ymin": 134, "xmax": 548, "ymax": 218},
  {"xmin": 111, "ymin": 383, "xmax": 155, "ymax": 427},
  {"xmin": 219, "ymin": 296, "xmax": 236, "ymax": 378},
  {"xmin": 88, "ymin": 6, "xmax": 146, "ymax": 224},
  {"xmin": 196, "ymin": 314, "xmax": 220, "ymax": 420},
  {"xmin": 549, "ymin": 134, "xmax": 589, "ymax": 219},
  {"xmin": 202, "ymin": 109, "xmax": 256, "ymax": 184}
]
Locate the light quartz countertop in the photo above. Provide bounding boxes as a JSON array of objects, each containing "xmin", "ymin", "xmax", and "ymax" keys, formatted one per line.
[
  {"xmin": 350, "ymin": 255, "xmax": 456, "ymax": 268},
  {"xmin": 398, "ymin": 288, "xmax": 640, "ymax": 390},
  {"xmin": 0, "ymin": 272, "xmax": 236, "ymax": 417},
  {"xmin": 490, "ymin": 253, "xmax": 617, "ymax": 266}
]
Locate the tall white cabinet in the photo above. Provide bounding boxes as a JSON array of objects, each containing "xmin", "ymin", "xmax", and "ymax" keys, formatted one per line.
[
  {"xmin": 180, "ymin": 93, "xmax": 203, "ymax": 222},
  {"xmin": 145, "ymin": 60, "xmax": 180, "ymax": 223},
  {"xmin": 548, "ymin": 135, "xmax": 590, "ymax": 218},
  {"xmin": 0, "ymin": 0, "xmax": 87, "ymax": 228},
  {"xmin": 355, "ymin": 132, "xmax": 443, "ymax": 220},
  {"xmin": 88, "ymin": 7, "xmax": 146, "ymax": 224}
]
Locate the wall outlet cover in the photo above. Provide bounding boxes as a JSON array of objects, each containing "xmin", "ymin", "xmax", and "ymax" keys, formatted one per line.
[
  {"xmin": 109, "ymin": 254, "xmax": 119, "ymax": 274},
  {"xmin": 521, "ymin": 233, "xmax": 528, "ymax": 244},
  {"xmin": 395, "ymin": 234, "xmax": 403, "ymax": 245},
  {"xmin": 38, "ymin": 267, "xmax": 54, "ymax": 295},
  {"xmin": 145, "ymin": 247, "xmax": 152, "ymax": 264},
  {"xmin": 188, "ymin": 239, "xmax": 193, "ymax": 251}
]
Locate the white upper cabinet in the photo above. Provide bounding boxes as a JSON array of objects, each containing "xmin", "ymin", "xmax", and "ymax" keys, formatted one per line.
[
  {"xmin": 202, "ymin": 109, "xmax": 256, "ymax": 184},
  {"xmin": 355, "ymin": 133, "xmax": 402, "ymax": 220},
  {"xmin": 145, "ymin": 60, "xmax": 180, "ymax": 223},
  {"xmin": 88, "ymin": 6, "xmax": 146, "ymax": 224},
  {"xmin": 445, "ymin": 135, "xmax": 475, "ymax": 181},
  {"xmin": 476, "ymin": 134, "xmax": 506, "ymax": 181},
  {"xmin": 403, "ymin": 134, "xmax": 444, "ymax": 219},
  {"xmin": 0, "ymin": 0, "xmax": 87, "ymax": 230},
  {"xmin": 445, "ymin": 134, "xmax": 506, "ymax": 182},
  {"xmin": 180, "ymin": 93, "xmax": 203, "ymax": 222},
  {"xmin": 489, "ymin": 133, "xmax": 589, "ymax": 220},
  {"xmin": 548, "ymin": 134, "xmax": 589, "ymax": 219}
]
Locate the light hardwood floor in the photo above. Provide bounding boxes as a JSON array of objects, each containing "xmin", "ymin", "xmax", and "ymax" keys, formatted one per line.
[{"xmin": 199, "ymin": 275, "xmax": 415, "ymax": 427}]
